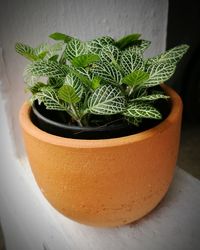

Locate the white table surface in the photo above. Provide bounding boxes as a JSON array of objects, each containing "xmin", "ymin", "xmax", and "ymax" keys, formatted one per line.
[{"xmin": 0, "ymin": 87, "xmax": 200, "ymax": 250}]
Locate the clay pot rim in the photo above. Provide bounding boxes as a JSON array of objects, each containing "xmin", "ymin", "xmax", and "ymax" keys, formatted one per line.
[{"xmin": 19, "ymin": 84, "xmax": 182, "ymax": 148}]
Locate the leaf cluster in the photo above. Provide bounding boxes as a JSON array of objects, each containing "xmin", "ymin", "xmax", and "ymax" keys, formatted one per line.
[{"xmin": 16, "ymin": 32, "xmax": 189, "ymax": 127}]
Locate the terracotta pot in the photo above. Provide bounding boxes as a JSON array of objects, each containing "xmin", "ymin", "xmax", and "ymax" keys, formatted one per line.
[{"xmin": 19, "ymin": 84, "xmax": 182, "ymax": 227}]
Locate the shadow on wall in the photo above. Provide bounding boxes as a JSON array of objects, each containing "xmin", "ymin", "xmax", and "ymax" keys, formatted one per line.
[{"xmin": 0, "ymin": 221, "xmax": 6, "ymax": 250}]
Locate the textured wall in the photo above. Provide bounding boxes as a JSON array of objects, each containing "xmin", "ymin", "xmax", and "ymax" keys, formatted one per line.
[{"xmin": 0, "ymin": 0, "xmax": 168, "ymax": 157}]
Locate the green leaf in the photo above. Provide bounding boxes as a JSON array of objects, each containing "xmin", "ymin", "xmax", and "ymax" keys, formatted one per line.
[
  {"xmin": 48, "ymin": 55, "xmax": 59, "ymax": 61},
  {"xmin": 65, "ymin": 73, "xmax": 84, "ymax": 98},
  {"xmin": 122, "ymin": 70, "xmax": 149, "ymax": 86},
  {"xmin": 64, "ymin": 39, "xmax": 87, "ymax": 61},
  {"xmin": 87, "ymin": 36, "xmax": 114, "ymax": 54},
  {"xmin": 71, "ymin": 53, "xmax": 100, "ymax": 68},
  {"xmin": 120, "ymin": 49, "xmax": 144, "ymax": 74},
  {"xmin": 146, "ymin": 44, "xmax": 189, "ymax": 65},
  {"xmin": 70, "ymin": 67, "xmax": 101, "ymax": 90},
  {"xmin": 114, "ymin": 34, "xmax": 141, "ymax": 49},
  {"xmin": 58, "ymin": 84, "xmax": 80, "ymax": 104},
  {"xmin": 88, "ymin": 84, "xmax": 126, "ymax": 115},
  {"xmin": 100, "ymin": 44, "xmax": 121, "ymax": 64},
  {"xmin": 32, "ymin": 86, "xmax": 67, "ymax": 110},
  {"xmin": 91, "ymin": 62, "xmax": 122, "ymax": 85},
  {"xmin": 145, "ymin": 62, "xmax": 176, "ymax": 86},
  {"xmin": 91, "ymin": 76, "xmax": 101, "ymax": 90},
  {"xmin": 27, "ymin": 60, "xmax": 69, "ymax": 78},
  {"xmin": 124, "ymin": 103, "xmax": 162, "ymax": 119},
  {"xmin": 15, "ymin": 43, "xmax": 39, "ymax": 61},
  {"xmin": 49, "ymin": 32, "xmax": 73, "ymax": 43},
  {"xmin": 132, "ymin": 93, "xmax": 169, "ymax": 102}
]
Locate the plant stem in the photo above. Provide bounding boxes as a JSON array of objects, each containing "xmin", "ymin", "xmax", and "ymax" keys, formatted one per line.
[
  {"xmin": 81, "ymin": 113, "xmax": 90, "ymax": 127},
  {"xmin": 127, "ymin": 86, "xmax": 135, "ymax": 96},
  {"xmin": 70, "ymin": 103, "xmax": 83, "ymax": 127},
  {"xmin": 76, "ymin": 119, "xmax": 83, "ymax": 127}
]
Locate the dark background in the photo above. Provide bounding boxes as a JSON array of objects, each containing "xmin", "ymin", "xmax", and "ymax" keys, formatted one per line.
[
  {"xmin": 167, "ymin": 0, "xmax": 200, "ymax": 178},
  {"xmin": 167, "ymin": 0, "xmax": 200, "ymax": 123}
]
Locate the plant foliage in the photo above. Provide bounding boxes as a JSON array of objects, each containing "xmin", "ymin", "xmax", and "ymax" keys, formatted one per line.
[{"xmin": 16, "ymin": 32, "xmax": 189, "ymax": 127}]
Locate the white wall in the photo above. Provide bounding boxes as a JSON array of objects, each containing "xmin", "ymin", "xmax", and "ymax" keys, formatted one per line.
[{"xmin": 0, "ymin": 0, "xmax": 168, "ymax": 157}]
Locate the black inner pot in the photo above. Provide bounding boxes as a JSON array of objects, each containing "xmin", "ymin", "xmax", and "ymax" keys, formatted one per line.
[{"xmin": 31, "ymin": 95, "xmax": 171, "ymax": 140}]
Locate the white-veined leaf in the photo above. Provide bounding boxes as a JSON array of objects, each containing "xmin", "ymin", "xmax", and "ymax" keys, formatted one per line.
[
  {"xmin": 27, "ymin": 60, "xmax": 68, "ymax": 78},
  {"xmin": 122, "ymin": 70, "xmax": 149, "ymax": 86},
  {"xmin": 48, "ymin": 77, "xmax": 65, "ymax": 88},
  {"xmin": 125, "ymin": 46, "xmax": 143, "ymax": 55},
  {"xmin": 58, "ymin": 84, "xmax": 80, "ymax": 104},
  {"xmin": 70, "ymin": 67, "xmax": 93, "ymax": 88},
  {"xmin": 120, "ymin": 50, "xmax": 144, "ymax": 75},
  {"xmin": 91, "ymin": 62, "xmax": 122, "ymax": 85},
  {"xmin": 145, "ymin": 62, "xmax": 176, "ymax": 86},
  {"xmin": 131, "ymin": 93, "xmax": 169, "ymax": 102},
  {"xmin": 23, "ymin": 73, "xmax": 39, "ymax": 86},
  {"xmin": 64, "ymin": 39, "xmax": 87, "ymax": 61},
  {"xmin": 87, "ymin": 36, "xmax": 114, "ymax": 54},
  {"xmin": 88, "ymin": 84, "xmax": 126, "ymax": 115},
  {"xmin": 100, "ymin": 44, "xmax": 121, "ymax": 64},
  {"xmin": 123, "ymin": 40, "xmax": 151, "ymax": 55},
  {"xmin": 71, "ymin": 53, "xmax": 100, "ymax": 68},
  {"xmin": 125, "ymin": 116, "xmax": 142, "ymax": 126},
  {"xmin": 74, "ymin": 67, "xmax": 93, "ymax": 80},
  {"xmin": 34, "ymin": 43, "xmax": 49, "ymax": 59},
  {"xmin": 32, "ymin": 86, "xmax": 67, "ymax": 110},
  {"xmin": 23, "ymin": 64, "xmax": 40, "ymax": 86},
  {"xmin": 124, "ymin": 103, "xmax": 162, "ymax": 119},
  {"xmin": 146, "ymin": 44, "xmax": 189, "ymax": 65},
  {"xmin": 138, "ymin": 40, "xmax": 151, "ymax": 52},
  {"xmin": 65, "ymin": 73, "xmax": 84, "ymax": 98},
  {"xmin": 15, "ymin": 43, "xmax": 39, "ymax": 61},
  {"xmin": 132, "ymin": 87, "xmax": 148, "ymax": 98},
  {"xmin": 45, "ymin": 42, "xmax": 64, "ymax": 60}
]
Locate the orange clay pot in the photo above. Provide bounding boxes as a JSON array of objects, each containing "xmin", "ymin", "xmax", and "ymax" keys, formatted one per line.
[{"xmin": 19, "ymin": 84, "xmax": 182, "ymax": 227}]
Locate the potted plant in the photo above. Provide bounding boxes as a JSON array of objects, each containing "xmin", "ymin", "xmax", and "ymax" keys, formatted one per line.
[{"xmin": 17, "ymin": 32, "xmax": 189, "ymax": 227}]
